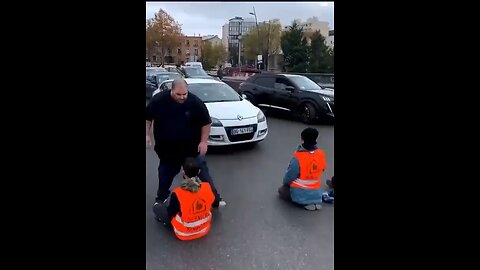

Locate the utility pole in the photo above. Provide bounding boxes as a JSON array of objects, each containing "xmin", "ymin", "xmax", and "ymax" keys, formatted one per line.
[
  {"xmin": 250, "ymin": 7, "xmax": 261, "ymax": 70},
  {"xmin": 238, "ymin": 34, "xmax": 242, "ymax": 73},
  {"xmin": 236, "ymin": 19, "xmax": 242, "ymax": 72},
  {"xmin": 266, "ymin": 20, "xmax": 271, "ymax": 71}
]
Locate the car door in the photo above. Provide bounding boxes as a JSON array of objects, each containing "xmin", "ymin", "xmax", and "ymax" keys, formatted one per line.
[
  {"xmin": 146, "ymin": 80, "xmax": 157, "ymax": 99},
  {"xmin": 273, "ymin": 76, "xmax": 300, "ymax": 111},
  {"xmin": 251, "ymin": 76, "xmax": 275, "ymax": 106},
  {"xmin": 160, "ymin": 81, "xmax": 173, "ymax": 92}
]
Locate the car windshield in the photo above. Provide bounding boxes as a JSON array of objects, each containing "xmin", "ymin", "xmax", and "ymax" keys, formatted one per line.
[
  {"xmin": 162, "ymin": 81, "xmax": 173, "ymax": 90},
  {"xmin": 146, "ymin": 68, "xmax": 167, "ymax": 77},
  {"xmin": 188, "ymin": 83, "xmax": 241, "ymax": 103},
  {"xmin": 156, "ymin": 73, "xmax": 182, "ymax": 84},
  {"xmin": 184, "ymin": 67, "xmax": 209, "ymax": 77},
  {"xmin": 289, "ymin": 76, "xmax": 322, "ymax": 90}
]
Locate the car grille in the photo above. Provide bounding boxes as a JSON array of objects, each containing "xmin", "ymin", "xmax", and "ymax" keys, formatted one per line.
[{"xmin": 224, "ymin": 124, "xmax": 258, "ymax": 142}]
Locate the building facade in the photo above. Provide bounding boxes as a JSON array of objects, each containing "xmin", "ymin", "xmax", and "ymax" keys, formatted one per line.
[
  {"xmin": 227, "ymin": 17, "xmax": 256, "ymax": 66},
  {"xmin": 222, "ymin": 23, "xmax": 229, "ymax": 52},
  {"xmin": 202, "ymin": 35, "xmax": 222, "ymax": 47},
  {"xmin": 283, "ymin": 17, "xmax": 331, "ymax": 46},
  {"xmin": 326, "ymin": 30, "xmax": 334, "ymax": 48},
  {"xmin": 147, "ymin": 35, "xmax": 202, "ymax": 65}
]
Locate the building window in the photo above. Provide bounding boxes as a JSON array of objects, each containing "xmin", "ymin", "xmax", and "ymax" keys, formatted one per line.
[
  {"xmin": 194, "ymin": 49, "xmax": 198, "ymax": 56},
  {"xmin": 167, "ymin": 48, "xmax": 171, "ymax": 54},
  {"xmin": 186, "ymin": 40, "xmax": 190, "ymax": 46},
  {"xmin": 152, "ymin": 55, "xmax": 157, "ymax": 61},
  {"xmin": 177, "ymin": 48, "xmax": 181, "ymax": 54},
  {"xmin": 186, "ymin": 58, "xmax": 190, "ymax": 62}
]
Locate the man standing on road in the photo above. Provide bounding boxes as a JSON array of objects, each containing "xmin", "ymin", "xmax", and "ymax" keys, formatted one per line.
[{"xmin": 146, "ymin": 78, "xmax": 226, "ymax": 210}]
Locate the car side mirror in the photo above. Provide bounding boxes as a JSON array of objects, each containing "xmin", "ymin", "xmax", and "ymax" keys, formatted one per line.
[
  {"xmin": 286, "ymin": 86, "xmax": 295, "ymax": 92},
  {"xmin": 241, "ymin": 94, "xmax": 247, "ymax": 99}
]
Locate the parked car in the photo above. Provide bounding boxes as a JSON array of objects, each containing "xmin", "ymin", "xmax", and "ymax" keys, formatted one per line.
[
  {"xmin": 184, "ymin": 62, "xmax": 203, "ymax": 69},
  {"xmin": 146, "ymin": 67, "xmax": 167, "ymax": 78},
  {"xmin": 153, "ymin": 78, "xmax": 268, "ymax": 146},
  {"xmin": 238, "ymin": 73, "xmax": 334, "ymax": 124},
  {"xmin": 180, "ymin": 67, "xmax": 214, "ymax": 79},
  {"xmin": 146, "ymin": 72, "xmax": 183, "ymax": 99}
]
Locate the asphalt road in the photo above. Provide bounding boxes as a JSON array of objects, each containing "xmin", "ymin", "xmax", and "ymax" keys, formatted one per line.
[{"xmin": 146, "ymin": 113, "xmax": 334, "ymax": 270}]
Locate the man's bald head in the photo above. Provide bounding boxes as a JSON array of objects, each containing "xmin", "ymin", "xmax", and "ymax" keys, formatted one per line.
[
  {"xmin": 172, "ymin": 78, "xmax": 187, "ymax": 90},
  {"xmin": 171, "ymin": 78, "xmax": 188, "ymax": 104}
]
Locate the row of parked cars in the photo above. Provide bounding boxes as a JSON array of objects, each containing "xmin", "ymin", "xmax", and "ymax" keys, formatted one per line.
[
  {"xmin": 146, "ymin": 66, "xmax": 217, "ymax": 99},
  {"xmin": 146, "ymin": 66, "xmax": 334, "ymax": 147}
]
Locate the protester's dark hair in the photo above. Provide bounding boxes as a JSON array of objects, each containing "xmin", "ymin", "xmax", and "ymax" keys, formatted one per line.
[
  {"xmin": 301, "ymin": 127, "xmax": 319, "ymax": 145},
  {"xmin": 183, "ymin": 157, "xmax": 200, "ymax": 178},
  {"xmin": 172, "ymin": 78, "xmax": 187, "ymax": 90}
]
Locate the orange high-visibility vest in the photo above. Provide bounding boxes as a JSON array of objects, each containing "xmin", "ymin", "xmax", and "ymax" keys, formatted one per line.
[
  {"xmin": 171, "ymin": 182, "xmax": 215, "ymax": 241},
  {"xmin": 290, "ymin": 149, "xmax": 326, "ymax": 190}
]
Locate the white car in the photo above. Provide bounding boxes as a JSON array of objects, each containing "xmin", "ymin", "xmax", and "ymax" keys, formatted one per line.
[
  {"xmin": 184, "ymin": 62, "xmax": 203, "ymax": 69},
  {"xmin": 153, "ymin": 78, "xmax": 268, "ymax": 146}
]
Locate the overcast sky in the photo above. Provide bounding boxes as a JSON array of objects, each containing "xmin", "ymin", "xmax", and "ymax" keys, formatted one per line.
[{"xmin": 146, "ymin": 2, "xmax": 334, "ymax": 37}]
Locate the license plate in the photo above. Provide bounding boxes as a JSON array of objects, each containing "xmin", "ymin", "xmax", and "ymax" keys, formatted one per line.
[{"xmin": 231, "ymin": 127, "xmax": 254, "ymax": 135}]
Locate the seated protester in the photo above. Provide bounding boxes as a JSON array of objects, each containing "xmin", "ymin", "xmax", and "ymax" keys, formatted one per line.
[
  {"xmin": 154, "ymin": 157, "xmax": 215, "ymax": 240},
  {"xmin": 278, "ymin": 127, "xmax": 327, "ymax": 211}
]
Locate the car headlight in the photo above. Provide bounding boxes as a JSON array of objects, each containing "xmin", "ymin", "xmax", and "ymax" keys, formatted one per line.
[
  {"xmin": 322, "ymin": 96, "xmax": 332, "ymax": 102},
  {"xmin": 211, "ymin": 117, "xmax": 223, "ymax": 127},
  {"xmin": 257, "ymin": 110, "xmax": 266, "ymax": 122}
]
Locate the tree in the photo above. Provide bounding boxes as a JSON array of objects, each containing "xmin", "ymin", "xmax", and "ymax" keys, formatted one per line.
[
  {"xmin": 326, "ymin": 47, "xmax": 334, "ymax": 72},
  {"xmin": 242, "ymin": 19, "xmax": 282, "ymax": 70},
  {"xmin": 200, "ymin": 41, "xmax": 227, "ymax": 70},
  {"xmin": 308, "ymin": 30, "xmax": 334, "ymax": 73},
  {"xmin": 281, "ymin": 22, "xmax": 309, "ymax": 72},
  {"xmin": 146, "ymin": 9, "xmax": 182, "ymax": 66}
]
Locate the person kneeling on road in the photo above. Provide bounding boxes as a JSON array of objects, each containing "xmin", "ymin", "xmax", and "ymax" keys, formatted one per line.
[
  {"xmin": 154, "ymin": 157, "xmax": 216, "ymax": 241},
  {"xmin": 278, "ymin": 127, "xmax": 327, "ymax": 211}
]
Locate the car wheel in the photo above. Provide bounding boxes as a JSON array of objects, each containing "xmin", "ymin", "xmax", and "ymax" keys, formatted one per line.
[{"xmin": 300, "ymin": 103, "xmax": 317, "ymax": 124}]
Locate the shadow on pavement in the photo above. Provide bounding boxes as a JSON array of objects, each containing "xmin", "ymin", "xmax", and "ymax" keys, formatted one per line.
[{"xmin": 207, "ymin": 143, "xmax": 260, "ymax": 155}]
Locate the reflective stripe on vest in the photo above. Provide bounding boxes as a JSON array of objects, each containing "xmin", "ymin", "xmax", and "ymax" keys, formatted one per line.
[
  {"xmin": 174, "ymin": 212, "xmax": 211, "ymax": 228},
  {"xmin": 291, "ymin": 179, "xmax": 321, "ymax": 189},
  {"xmin": 174, "ymin": 225, "xmax": 210, "ymax": 237}
]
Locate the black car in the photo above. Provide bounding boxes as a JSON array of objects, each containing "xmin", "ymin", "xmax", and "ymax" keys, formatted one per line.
[
  {"xmin": 238, "ymin": 73, "xmax": 334, "ymax": 124},
  {"xmin": 146, "ymin": 72, "xmax": 183, "ymax": 99}
]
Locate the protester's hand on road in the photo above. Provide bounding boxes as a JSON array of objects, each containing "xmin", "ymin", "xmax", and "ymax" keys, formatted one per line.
[{"xmin": 198, "ymin": 141, "xmax": 208, "ymax": 156}]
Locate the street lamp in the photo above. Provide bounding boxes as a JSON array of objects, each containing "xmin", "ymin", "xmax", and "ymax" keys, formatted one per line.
[
  {"xmin": 238, "ymin": 34, "xmax": 242, "ymax": 73},
  {"xmin": 249, "ymin": 7, "xmax": 261, "ymax": 70}
]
